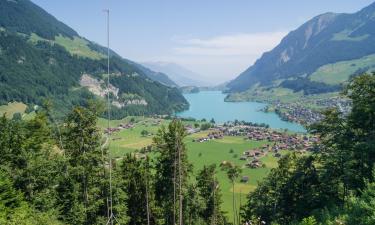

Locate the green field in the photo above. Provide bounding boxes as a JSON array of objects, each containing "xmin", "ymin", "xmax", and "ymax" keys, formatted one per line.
[
  {"xmin": 0, "ymin": 102, "xmax": 27, "ymax": 118},
  {"xmin": 54, "ymin": 35, "xmax": 106, "ymax": 60},
  {"xmin": 100, "ymin": 117, "xmax": 287, "ymax": 220},
  {"xmin": 29, "ymin": 33, "xmax": 105, "ymax": 60},
  {"xmin": 185, "ymin": 135, "xmax": 281, "ymax": 220},
  {"xmin": 309, "ymin": 54, "xmax": 375, "ymax": 85},
  {"xmin": 98, "ymin": 117, "xmax": 172, "ymax": 156}
]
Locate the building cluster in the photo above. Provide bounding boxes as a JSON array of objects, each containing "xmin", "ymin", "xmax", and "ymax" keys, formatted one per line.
[
  {"xmin": 274, "ymin": 103, "xmax": 323, "ymax": 124},
  {"xmin": 192, "ymin": 131, "xmax": 224, "ymax": 143},
  {"xmin": 272, "ymin": 97, "xmax": 351, "ymax": 125},
  {"xmin": 104, "ymin": 122, "xmax": 135, "ymax": 134},
  {"xmin": 213, "ymin": 125, "xmax": 319, "ymax": 170},
  {"xmin": 184, "ymin": 125, "xmax": 200, "ymax": 135},
  {"xmin": 315, "ymin": 97, "xmax": 351, "ymax": 115}
]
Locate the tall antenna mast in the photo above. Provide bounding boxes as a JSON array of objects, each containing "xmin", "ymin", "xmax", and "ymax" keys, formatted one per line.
[
  {"xmin": 212, "ymin": 173, "xmax": 216, "ymax": 225},
  {"xmin": 104, "ymin": 9, "xmax": 118, "ymax": 225}
]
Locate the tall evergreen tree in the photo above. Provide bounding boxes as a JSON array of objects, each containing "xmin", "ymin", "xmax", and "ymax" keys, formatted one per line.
[
  {"xmin": 196, "ymin": 164, "xmax": 226, "ymax": 225},
  {"xmin": 57, "ymin": 104, "xmax": 106, "ymax": 224},
  {"xmin": 120, "ymin": 154, "xmax": 158, "ymax": 225},
  {"xmin": 153, "ymin": 119, "xmax": 191, "ymax": 224}
]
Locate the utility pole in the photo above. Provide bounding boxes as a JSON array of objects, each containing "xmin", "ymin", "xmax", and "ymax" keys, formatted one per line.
[
  {"xmin": 173, "ymin": 149, "xmax": 177, "ymax": 225},
  {"xmin": 212, "ymin": 173, "xmax": 216, "ymax": 225},
  {"xmin": 145, "ymin": 157, "xmax": 151, "ymax": 225},
  {"xmin": 178, "ymin": 136, "xmax": 183, "ymax": 225},
  {"xmin": 103, "ymin": 9, "xmax": 118, "ymax": 225}
]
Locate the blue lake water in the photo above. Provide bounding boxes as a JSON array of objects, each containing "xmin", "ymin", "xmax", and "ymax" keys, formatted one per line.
[{"xmin": 177, "ymin": 91, "xmax": 306, "ymax": 133}]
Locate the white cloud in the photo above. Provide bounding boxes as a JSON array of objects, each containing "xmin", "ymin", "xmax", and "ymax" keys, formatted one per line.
[
  {"xmin": 172, "ymin": 31, "xmax": 287, "ymax": 56},
  {"xmin": 145, "ymin": 31, "xmax": 288, "ymax": 85}
]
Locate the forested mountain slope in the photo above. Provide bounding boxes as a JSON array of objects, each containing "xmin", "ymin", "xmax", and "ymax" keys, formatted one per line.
[
  {"xmin": 0, "ymin": 0, "xmax": 187, "ymax": 118},
  {"xmin": 228, "ymin": 2, "xmax": 375, "ymax": 94}
]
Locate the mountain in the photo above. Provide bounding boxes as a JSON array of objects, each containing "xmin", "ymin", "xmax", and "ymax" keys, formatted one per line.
[
  {"xmin": 227, "ymin": 2, "xmax": 375, "ymax": 94},
  {"xmin": 143, "ymin": 62, "xmax": 210, "ymax": 87},
  {"xmin": 0, "ymin": 0, "xmax": 188, "ymax": 118},
  {"xmin": 131, "ymin": 63, "xmax": 178, "ymax": 87}
]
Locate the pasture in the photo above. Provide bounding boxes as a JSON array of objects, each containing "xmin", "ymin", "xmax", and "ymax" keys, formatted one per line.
[{"xmin": 99, "ymin": 117, "xmax": 287, "ymax": 220}]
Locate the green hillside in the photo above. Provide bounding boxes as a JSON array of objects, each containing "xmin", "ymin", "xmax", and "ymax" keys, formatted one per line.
[
  {"xmin": 0, "ymin": 0, "xmax": 187, "ymax": 118},
  {"xmin": 309, "ymin": 53, "xmax": 375, "ymax": 84},
  {"xmin": 227, "ymin": 2, "xmax": 375, "ymax": 95}
]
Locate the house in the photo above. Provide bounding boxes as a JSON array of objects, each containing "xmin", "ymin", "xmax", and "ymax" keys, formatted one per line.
[
  {"xmin": 240, "ymin": 155, "xmax": 247, "ymax": 160},
  {"xmin": 241, "ymin": 176, "xmax": 249, "ymax": 183},
  {"xmin": 247, "ymin": 159, "xmax": 263, "ymax": 168}
]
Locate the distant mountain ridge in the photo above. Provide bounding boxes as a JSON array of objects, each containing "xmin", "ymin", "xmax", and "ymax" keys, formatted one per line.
[
  {"xmin": 143, "ymin": 62, "xmax": 211, "ymax": 87},
  {"xmin": 227, "ymin": 2, "xmax": 375, "ymax": 93},
  {"xmin": 0, "ymin": 0, "xmax": 188, "ymax": 117}
]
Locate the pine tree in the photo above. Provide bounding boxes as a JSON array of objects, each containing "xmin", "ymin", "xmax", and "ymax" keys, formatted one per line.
[
  {"xmin": 154, "ymin": 119, "xmax": 191, "ymax": 224},
  {"xmin": 58, "ymin": 104, "xmax": 106, "ymax": 224},
  {"xmin": 120, "ymin": 154, "xmax": 157, "ymax": 224},
  {"xmin": 196, "ymin": 164, "xmax": 226, "ymax": 224}
]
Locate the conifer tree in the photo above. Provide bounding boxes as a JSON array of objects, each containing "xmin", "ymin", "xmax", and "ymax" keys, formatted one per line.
[{"xmin": 153, "ymin": 119, "xmax": 191, "ymax": 224}]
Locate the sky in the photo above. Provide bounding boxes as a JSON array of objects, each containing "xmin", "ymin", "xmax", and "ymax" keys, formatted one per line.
[{"xmin": 31, "ymin": 0, "xmax": 375, "ymax": 85}]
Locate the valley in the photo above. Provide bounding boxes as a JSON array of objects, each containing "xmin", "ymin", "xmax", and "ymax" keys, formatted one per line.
[
  {"xmin": 97, "ymin": 115, "xmax": 315, "ymax": 221},
  {"xmin": 1, "ymin": 0, "xmax": 375, "ymax": 224}
]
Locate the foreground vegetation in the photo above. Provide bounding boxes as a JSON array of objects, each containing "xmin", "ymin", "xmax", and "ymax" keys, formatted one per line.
[
  {"xmin": 1, "ymin": 101, "xmax": 239, "ymax": 224},
  {"xmin": 241, "ymin": 74, "xmax": 375, "ymax": 224},
  {"xmin": 0, "ymin": 74, "xmax": 373, "ymax": 225}
]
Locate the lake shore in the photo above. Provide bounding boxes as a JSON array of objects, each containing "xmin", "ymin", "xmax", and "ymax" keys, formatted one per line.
[{"xmin": 177, "ymin": 91, "xmax": 306, "ymax": 132}]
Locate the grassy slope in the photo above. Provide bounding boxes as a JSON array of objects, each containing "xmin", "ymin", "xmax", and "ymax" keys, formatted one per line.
[
  {"xmin": 99, "ymin": 116, "xmax": 288, "ymax": 220},
  {"xmin": 98, "ymin": 117, "xmax": 172, "ymax": 156},
  {"xmin": 0, "ymin": 102, "xmax": 27, "ymax": 118},
  {"xmin": 226, "ymin": 53, "xmax": 375, "ymax": 111},
  {"xmin": 309, "ymin": 54, "xmax": 375, "ymax": 85},
  {"xmin": 54, "ymin": 35, "xmax": 105, "ymax": 60},
  {"xmin": 30, "ymin": 33, "xmax": 105, "ymax": 60}
]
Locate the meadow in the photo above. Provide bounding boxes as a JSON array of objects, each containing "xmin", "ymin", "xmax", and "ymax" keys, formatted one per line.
[
  {"xmin": 0, "ymin": 102, "xmax": 27, "ymax": 118},
  {"xmin": 99, "ymin": 117, "xmax": 288, "ymax": 220}
]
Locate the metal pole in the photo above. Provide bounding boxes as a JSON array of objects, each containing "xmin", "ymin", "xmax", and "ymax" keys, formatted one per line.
[
  {"xmin": 212, "ymin": 173, "xmax": 216, "ymax": 225},
  {"xmin": 146, "ymin": 158, "xmax": 151, "ymax": 225},
  {"xmin": 103, "ymin": 9, "xmax": 116, "ymax": 225},
  {"xmin": 107, "ymin": 10, "xmax": 114, "ymax": 225},
  {"xmin": 178, "ymin": 137, "xmax": 183, "ymax": 225}
]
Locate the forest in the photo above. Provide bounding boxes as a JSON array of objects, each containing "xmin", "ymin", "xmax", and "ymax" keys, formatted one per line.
[
  {"xmin": 242, "ymin": 73, "xmax": 375, "ymax": 225},
  {"xmin": 0, "ymin": 30, "xmax": 188, "ymax": 118}
]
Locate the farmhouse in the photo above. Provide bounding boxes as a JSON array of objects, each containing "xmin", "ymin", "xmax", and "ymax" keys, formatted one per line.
[{"xmin": 241, "ymin": 176, "xmax": 249, "ymax": 183}]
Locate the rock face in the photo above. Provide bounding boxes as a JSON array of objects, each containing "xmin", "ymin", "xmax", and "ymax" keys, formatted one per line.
[
  {"xmin": 80, "ymin": 74, "xmax": 119, "ymax": 98},
  {"xmin": 80, "ymin": 74, "xmax": 148, "ymax": 108},
  {"xmin": 227, "ymin": 2, "xmax": 375, "ymax": 92}
]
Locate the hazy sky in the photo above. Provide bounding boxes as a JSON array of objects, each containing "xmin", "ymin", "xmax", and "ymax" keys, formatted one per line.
[{"xmin": 31, "ymin": 0, "xmax": 374, "ymax": 84}]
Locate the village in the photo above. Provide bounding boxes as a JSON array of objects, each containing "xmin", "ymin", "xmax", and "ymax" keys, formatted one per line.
[
  {"xmin": 104, "ymin": 122, "xmax": 135, "ymax": 134},
  {"xmin": 190, "ymin": 123, "xmax": 319, "ymax": 174},
  {"xmin": 265, "ymin": 96, "xmax": 352, "ymax": 125},
  {"xmin": 104, "ymin": 117, "xmax": 319, "ymax": 178}
]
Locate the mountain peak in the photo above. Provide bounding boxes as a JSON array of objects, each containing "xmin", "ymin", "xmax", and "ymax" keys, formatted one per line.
[
  {"xmin": 356, "ymin": 1, "xmax": 375, "ymax": 18},
  {"xmin": 0, "ymin": 0, "xmax": 78, "ymax": 39},
  {"xmin": 227, "ymin": 1, "xmax": 375, "ymax": 93}
]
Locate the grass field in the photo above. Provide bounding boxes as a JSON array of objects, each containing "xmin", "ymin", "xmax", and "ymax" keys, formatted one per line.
[
  {"xmin": 0, "ymin": 102, "xmax": 27, "ymax": 118},
  {"xmin": 54, "ymin": 35, "xmax": 106, "ymax": 60},
  {"xmin": 309, "ymin": 54, "xmax": 375, "ymax": 85},
  {"xmin": 99, "ymin": 117, "xmax": 287, "ymax": 220},
  {"xmin": 29, "ymin": 33, "xmax": 105, "ymax": 60}
]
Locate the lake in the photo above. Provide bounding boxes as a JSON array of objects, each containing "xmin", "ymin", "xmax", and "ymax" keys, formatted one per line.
[{"xmin": 177, "ymin": 91, "xmax": 306, "ymax": 132}]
